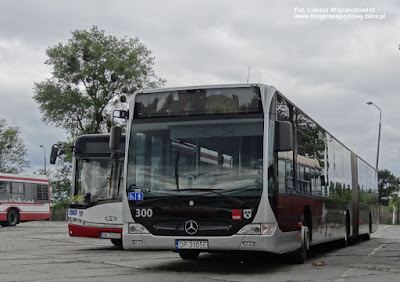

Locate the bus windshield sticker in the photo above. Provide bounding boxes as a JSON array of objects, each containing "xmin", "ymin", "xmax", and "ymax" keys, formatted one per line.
[
  {"xmin": 243, "ymin": 209, "xmax": 252, "ymax": 219},
  {"xmin": 232, "ymin": 209, "xmax": 242, "ymax": 220},
  {"xmin": 128, "ymin": 192, "xmax": 144, "ymax": 201}
]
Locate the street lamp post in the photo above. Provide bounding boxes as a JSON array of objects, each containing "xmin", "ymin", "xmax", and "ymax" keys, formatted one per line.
[
  {"xmin": 367, "ymin": 101, "xmax": 382, "ymax": 171},
  {"xmin": 39, "ymin": 145, "xmax": 46, "ymax": 175}
]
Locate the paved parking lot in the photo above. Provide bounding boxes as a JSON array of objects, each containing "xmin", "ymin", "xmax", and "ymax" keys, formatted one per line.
[{"xmin": 1, "ymin": 222, "xmax": 400, "ymax": 281}]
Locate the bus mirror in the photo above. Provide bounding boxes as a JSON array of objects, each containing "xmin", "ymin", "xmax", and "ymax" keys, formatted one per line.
[
  {"xmin": 110, "ymin": 126, "xmax": 122, "ymax": 150},
  {"xmin": 320, "ymin": 175, "xmax": 326, "ymax": 186},
  {"xmin": 49, "ymin": 145, "xmax": 59, "ymax": 164},
  {"xmin": 276, "ymin": 121, "xmax": 293, "ymax": 152},
  {"xmin": 113, "ymin": 110, "xmax": 129, "ymax": 119}
]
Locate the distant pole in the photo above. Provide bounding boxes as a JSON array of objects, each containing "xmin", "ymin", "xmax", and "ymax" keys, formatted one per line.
[
  {"xmin": 39, "ymin": 145, "xmax": 46, "ymax": 175},
  {"xmin": 247, "ymin": 66, "xmax": 250, "ymax": 83},
  {"xmin": 366, "ymin": 102, "xmax": 382, "ymax": 171}
]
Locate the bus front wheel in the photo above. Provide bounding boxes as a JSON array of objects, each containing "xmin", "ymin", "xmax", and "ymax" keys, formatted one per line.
[
  {"xmin": 111, "ymin": 239, "xmax": 123, "ymax": 247},
  {"xmin": 292, "ymin": 224, "xmax": 310, "ymax": 264},
  {"xmin": 178, "ymin": 250, "xmax": 200, "ymax": 260},
  {"xmin": 6, "ymin": 209, "xmax": 19, "ymax": 226}
]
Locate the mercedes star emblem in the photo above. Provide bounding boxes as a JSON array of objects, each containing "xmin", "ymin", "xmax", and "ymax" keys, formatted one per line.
[{"xmin": 184, "ymin": 220, "xmax": 199, "ymax": 235}]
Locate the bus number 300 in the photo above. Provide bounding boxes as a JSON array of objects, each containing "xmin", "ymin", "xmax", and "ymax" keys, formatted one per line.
[{"xmin": 135, "ymin": 209, "xmax": 153, "ymax": 218}]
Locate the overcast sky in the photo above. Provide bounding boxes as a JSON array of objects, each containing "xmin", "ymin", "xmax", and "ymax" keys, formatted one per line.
[{"xmin": 1, "ymin": 0, "xmax": 399, "ymax": 176}]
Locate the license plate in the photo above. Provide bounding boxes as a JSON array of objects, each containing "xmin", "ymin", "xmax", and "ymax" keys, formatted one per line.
[
  {"xmin": 100, "ymin": 232, "xmax": 121, "ymax": 239},
  {"xmin": 175, "ymin": 240, "xmax": 208, "ymax": 249}
]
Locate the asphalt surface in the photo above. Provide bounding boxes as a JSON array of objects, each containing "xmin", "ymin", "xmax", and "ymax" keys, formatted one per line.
[{"xmin": 1, "ymin": 222, "xmax": 399, "ymax": 281}]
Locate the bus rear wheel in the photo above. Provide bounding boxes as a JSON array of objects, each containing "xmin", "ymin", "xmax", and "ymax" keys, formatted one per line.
[
  {"xmin": 362, "ymin": 213, "xmax": 372, "ymax": 241},
  {"xmin": 7, "ymin": 209, "xmax": 19, "ymax": 226},
  {"xmin": 178, "ymin": 250, "xmax": 200, "ymax": 260}
]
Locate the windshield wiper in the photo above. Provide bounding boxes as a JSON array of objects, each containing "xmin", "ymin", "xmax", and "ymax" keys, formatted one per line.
[
  {"xmin": 170, "ymin": 188, "xmax": 245, "ymax": 206},
  {"xmin": 88, "ymin": 177, "xmax": 111, "ymax": 205}
]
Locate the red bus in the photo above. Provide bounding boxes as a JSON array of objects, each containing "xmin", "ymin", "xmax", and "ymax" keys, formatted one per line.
[{"xmin": 0, "ymin": 172, "xmax": 50, "ymax": 226}]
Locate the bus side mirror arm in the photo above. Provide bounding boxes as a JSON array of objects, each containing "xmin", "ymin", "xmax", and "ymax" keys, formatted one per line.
[{"xmin": 275, "ymin": 121, "xmax": 294, "ymax": 152}]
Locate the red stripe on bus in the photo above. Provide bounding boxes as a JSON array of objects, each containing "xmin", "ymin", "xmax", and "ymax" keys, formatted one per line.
[
  {"xmin": 0, "ymin": 213, "xmax": 50, "ymax": 221},
  {"xmin": 0, "ymin": 202, "xmax": 47, "ymax": 206},
  {"xmin": 68, "ymin": 223, "xmax": 122, "ymax": 238},
  {"xmin": 0, "ymin": 175, "xmax": 49, "ymax": 183},
  {"xmin": 19, "ymin": 213, "xmax": 50, "ymax": 221}
]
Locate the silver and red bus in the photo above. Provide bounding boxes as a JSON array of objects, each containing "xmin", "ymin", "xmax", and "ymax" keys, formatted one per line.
[
  {"xmin": 0, "ymin": 172, "xmax": 50, "ymax": 226},
  {"xmin": 51, "ymin": 134, "xmax": 125, "ymax": 245},
  {"xmin": 111, "ymin": 84, "xmax": 378, "ymax": 262}
]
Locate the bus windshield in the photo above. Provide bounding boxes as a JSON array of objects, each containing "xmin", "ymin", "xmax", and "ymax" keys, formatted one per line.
[
  {"xmin": 127, "ymin": 118, "xmax": 263, "ymax": 199},
  {"xmin": 71, "ymin": 157, "xmax": 124, "ymax": 205}
]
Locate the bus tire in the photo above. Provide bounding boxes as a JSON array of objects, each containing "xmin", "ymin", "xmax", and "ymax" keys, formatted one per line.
[
  {"xmin": 291, "ymin": 224, "xmax": 310, "ymax": 264},
  {"xmin": 111, "ymin": 239, "xmax": 123, "ymax": 247},
  {"xmin": 341, "ymin": 212, "xmax": 351, "ymax": 247},
  {"xmin": 7, "ymin": 209, "xmax": 19, "ymax": 226},
  {"xmin": 178, "ymin": 250, "xmax": 200, "ymax": 260},
  {"xmin": 291, "ymin": 211, "xmax": 311, "ymax": 264},
  {"xmin": 362, "ymin": 213, "xmax": 372, "ymax": 241}
]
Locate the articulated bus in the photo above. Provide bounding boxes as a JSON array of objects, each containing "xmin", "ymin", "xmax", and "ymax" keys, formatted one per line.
[
  {"xmin": 51, "ymin": 134, "xmax": 125, "ymax": 245},
  {"xmin": 112, "ymin": 84, "xmax": 378, "ymax": 262},
  {"xmin": 0, "ymin": 173, "xmax": 50, "ymax": 226}
]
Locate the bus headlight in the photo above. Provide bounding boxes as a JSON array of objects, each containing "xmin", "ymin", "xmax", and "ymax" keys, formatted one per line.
[
  {"xmin": 261, "ymin": 223, "xmax": 276, "ymax": 235},
  {"xmin": 237, "ymin": 223, "xmax": 276, "ymax": 235},
  {"xmin": 128, "ymin": 223, "xmax": 150, "ymax": 234},
  {"xmin": 237, "ymin": 224, "xmax": 261, "ymax": 235}
]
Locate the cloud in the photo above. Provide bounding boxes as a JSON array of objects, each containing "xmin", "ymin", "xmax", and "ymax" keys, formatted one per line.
[{"xmin": 0, "ymin": 0, "xmax": 399, "ymax": 176}]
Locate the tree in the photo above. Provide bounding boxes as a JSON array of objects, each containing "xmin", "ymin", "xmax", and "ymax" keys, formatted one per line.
[
  {"xmin": 378, "ymin": 169, "xmax": 400, "ymax": 206},
  {"xmin": 50, "ymin": 159, "xmax": 72, "ymax": 206},
  {"xmin": 0, "ymin": 118, "xmax": 30, "ymax": 173},
  {"xmin": 33, "ymin": 26, "xmax": 165, "ymax": 137}
]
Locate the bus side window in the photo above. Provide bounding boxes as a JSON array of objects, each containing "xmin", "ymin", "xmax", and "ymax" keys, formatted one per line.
[
  {"xmin": 278, "ymin": 160, "xmax": 286, "ymax": 193},
  {"xmin": 297, "ymin": 165, "xmax": 304, "ymax": 193},
  {"xmin": 310, "ymin": 168, "xmax": 316, "ymax": 194},
  {"xmin": 0, "ymin": 181, "xmax": 7, "ymax": 193},
  {"xmin": 286, "ymin": 161, "xmax": 294, "ymax": 191},
  {"xmin": 304, "ymin": 166, "xmax": 311, "ymax": 194},
  {"xmin": 313, "ymin": 169, "xmax": 322, "ymax": 195},
  {"xmin": 37, "ymin": 184, "xmax": 49, "ymax": 201},
  {"xmin": 12, "ymin": 182, "xmax": 24, "ymax": 194}
]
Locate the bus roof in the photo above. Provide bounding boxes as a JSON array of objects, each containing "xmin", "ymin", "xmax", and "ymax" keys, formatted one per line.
[{"xmin": 0, "ymin": 172, "xmax": 49, "ymax": 183}]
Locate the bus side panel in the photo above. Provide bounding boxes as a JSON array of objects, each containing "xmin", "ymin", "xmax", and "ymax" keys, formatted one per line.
[
  {"xmin": 357, "ymin": 157, "xmax": 379, "ymax": 235},
  {"xmin": 351, "ymin": 152, "xmax": 359, "ymax": 238},
  {"xmin": 0, "ymin": 204, "xmax": 50, "ymax": 221},
  {"xmin": 15, "ymin": 203, "xmax": 50, "ymax": 221},
  {"xmin": 274, "ymin": 194, "xmax": 323, "ymax": 233}
]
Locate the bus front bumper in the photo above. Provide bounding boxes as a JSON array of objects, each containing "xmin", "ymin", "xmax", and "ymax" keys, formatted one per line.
[{"xmin": 122, "ymin": 232, "xmax": 282, "ymax": 254}]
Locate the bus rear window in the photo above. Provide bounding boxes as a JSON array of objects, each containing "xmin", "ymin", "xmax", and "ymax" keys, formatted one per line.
[{"xmin": 134, "ymin": 87, "xmax": 262, "ymax": 118}]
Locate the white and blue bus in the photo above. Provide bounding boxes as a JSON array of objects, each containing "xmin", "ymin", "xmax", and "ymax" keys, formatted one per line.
[
  {"xmin": 51, "ymin": 134, "xmax": 125, "ymax": 245},
  {"xmin": 111, "ymin": 84, "xmax": 378, "ymax": 262}
]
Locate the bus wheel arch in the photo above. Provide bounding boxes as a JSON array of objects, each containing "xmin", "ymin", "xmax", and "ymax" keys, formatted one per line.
[
  {"xmin": 303, "ymin": 206, "xmax": 312, "ymax": 242},
  {"xmin": 291, "ymin": 207, "xmax": 312, "ymax": 264},
  {"xmin": 362, "ymin": 212, "xmax": 372, "ymax": 241},
  {"xmin": 6, "ymin": 208, "xmax": 20, "ymax": 226}
]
